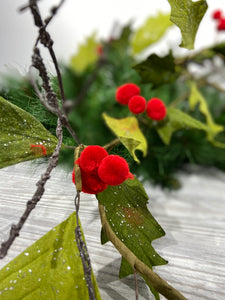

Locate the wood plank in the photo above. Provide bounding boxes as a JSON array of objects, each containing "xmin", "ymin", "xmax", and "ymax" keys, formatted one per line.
[{"xmin": 0, "ymin": 162, "xmax": 225, "ymax": 299}]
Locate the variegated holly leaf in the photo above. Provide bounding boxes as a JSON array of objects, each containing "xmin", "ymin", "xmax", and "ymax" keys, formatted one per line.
[
  {"xmin": 168, "ymin": 0, "xmax": 208, "ymax": 49},
  {"xmin": 131, "ymin": 13, "xmax": 173, "ymax": 54},
  {"xmin": 70, "ymin": 32, "xmax": 100, "ymax": 73},
  {"xmin": 0, "ymin": 213, "xmax": 101, "ymax": 299},
  {"xmin": 102, "ymin": 113, "xmax": 147, "ymax": 163},
  {"xmin": 189, "ymin": 83, "xmax": 224, "ymax": 146},
  {"xmin": 97, "ymin": 177, "xmax": 167, "ymax": 300},
  {"xmin": 157, "ymin": 107, "xmax": 208, "ymax": 144},
  {"xmin": 0, "ymin": 97, "xmax": 58, "ymax": 168}
]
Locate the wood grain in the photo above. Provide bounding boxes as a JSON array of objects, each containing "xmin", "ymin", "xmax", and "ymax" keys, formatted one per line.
[{"xmin": 0, "ymin": 162, "xmax": 225, "ymax": 300}]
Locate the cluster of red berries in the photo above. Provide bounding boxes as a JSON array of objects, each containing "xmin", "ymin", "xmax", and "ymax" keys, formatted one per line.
[
  {"xmin": 72, "ymin": 145, "xmax": 134, "ymax": 194},
  {"xmin": 115, "ymin": 83, "xmax": 167, "ymax": 121},
  {"xmin": 212, "ymin": 10, "xmax": 225, "ymax": 31}
]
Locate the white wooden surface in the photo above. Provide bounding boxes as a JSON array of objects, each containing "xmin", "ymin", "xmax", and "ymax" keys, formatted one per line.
[{"xmin": 0, "ymin": 161, "xmax": 225, "ymax": 300}]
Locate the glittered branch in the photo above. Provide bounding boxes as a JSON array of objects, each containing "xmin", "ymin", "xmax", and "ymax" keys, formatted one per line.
[
  {"xmin": 0, "ymin": 118, "xmax": 63, "ymax": 258},
  {"xmin": 74, "ymin": 146, "xmax": 96, "ymax": 299},
  {"xmin": 98, "ymin": 203, "xmax": 187, "ymax": 300}
]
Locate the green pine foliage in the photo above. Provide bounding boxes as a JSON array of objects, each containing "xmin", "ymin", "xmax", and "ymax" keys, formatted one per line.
[{"xmin": 1, "ymin": 22, "xmax": 225, "ymax": 188}]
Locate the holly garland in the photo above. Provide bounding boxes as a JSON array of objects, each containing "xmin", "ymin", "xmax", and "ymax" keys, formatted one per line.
[
  {"xmin": 1, "ymin": 27, "xmax": 225, "ymax": 187},
  {"xmin": 1, "ymin": 2, "xmax": 225, "ymax": 299}
]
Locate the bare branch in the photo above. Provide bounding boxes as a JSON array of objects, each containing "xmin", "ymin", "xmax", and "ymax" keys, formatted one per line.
[{"xmin": 0, "ymin": 118, "xmax": 63, "ymax": 258}]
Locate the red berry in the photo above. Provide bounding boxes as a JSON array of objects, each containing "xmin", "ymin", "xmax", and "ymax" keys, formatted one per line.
[
  {"xmin": 77, "ymin": 145, "xmax": 108, "ymax": 174},
  {"xmin": 217, "ymin": 18, "xmax": 225, "ymax": 31},
  {"xmin": 128, "ymin": 95, "xmax": 146, "ymax": 114},
  {"xmin": 96, "ymin": 45, "xmax": 103, "ymax": 56},
  {"xmin": 146, "ymin": 98, "xmax": 167, "ymax": 121},
  {"xmin": 212, "ymin": 10, "xmax": 222, "ymax": 20},
  {"xmin": 98, "ymin": 155, "xmax": 133, "ymax": 186},
  {"xmin": 115, "ymin": 83, "xmax": 140, "ymax": 105},
  {"xmin": 72, "ymin": 169, "xmax": 107, "ymax": 194}
]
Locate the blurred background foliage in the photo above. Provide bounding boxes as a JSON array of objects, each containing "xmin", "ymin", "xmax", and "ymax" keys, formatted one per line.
[{"xmin": 1, "ymin": 9, "xmax": 225, "ymax": 189}]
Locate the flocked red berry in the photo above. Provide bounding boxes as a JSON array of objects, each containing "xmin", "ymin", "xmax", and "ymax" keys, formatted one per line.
[
  {"xmin": 217, "ymin": 18, "xmax": 225, "ymax": 31},
  {"xmin": 212, "ymin": 10, "xmax": 222, "ymax": 20},
  {"xmin": 146, "ymin": 98, "xmax": 167, "ymax": 121},
  {"xmin": 98, "ymin": 155, "xmax": 133, "ymax": 186},
  {"xmin": 128, "ymin": 95, "xmax": 146, "ymax": 114},
  {"xmin": 72, "ymin": 169, "xmax": 107, "ymax": 194},
  {"xmin": 77, "ymin": 145, "xmax": 108, "ymax": 174},
  {"xmin": 115, "ymin": 83, "xmax": 140, "ymax": 105}
]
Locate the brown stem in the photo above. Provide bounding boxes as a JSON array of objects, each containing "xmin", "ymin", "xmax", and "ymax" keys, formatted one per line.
[
  {"xmin": 103, "ymin": 138, "xmax": 120, "ymax": 151},
  {"xmin": 134, "ymin": 267, "xmax": 139, "ymax": 300},
  {"xmin": 74, "ymin": 146, "xmax": 95, "ymax": 299},
  {"xmin": 98, "ymin": 203, "xmax": 187, "ymax": 300}
]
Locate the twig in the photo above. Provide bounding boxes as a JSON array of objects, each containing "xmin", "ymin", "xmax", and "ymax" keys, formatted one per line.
[
  {"xmin": 103, "ymin": 138, "xmax": 120, "ymax": 151},
  {"xmin": 74, "ymin": 146, "xmax": 96, "ymax": 299},
  {"xmin": 98, "ymin": 203, "xmax": 187, "ymax": 300},
  {"xmin": 0, "ymin": 118, "xmax": 63, "ymax": 258},
  {"xmin": 134, "ymin": 267, "xmax": 139, "ymax": 300}
]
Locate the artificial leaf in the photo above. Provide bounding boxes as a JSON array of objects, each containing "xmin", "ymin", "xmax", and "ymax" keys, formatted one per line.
[
  {"xmin": 133, "ymin": 52, "xmax": 179, "ymax": 88},
  {"xmin": 168, "ymin": 0, "xmax": 208, "ymax": 49},
  {"xmin": 97, "ymin": 177, "xmax": 167, "ymax": 300},
  {"xmin": 0, "ymin": 97, "xmax": 58, "ymax": 168},
  {"xmin": 189, "ymin": 83, "xmax": 224, "ymax": 143},
  {"xmin": 157, "ymin": 107, "xmax": 208, "ymax": 144},
  {"xmin": 0, "ymin": 213, "xmax": 101, "ymax": 300},
  {"xmin": 70, "ymin": 32, "xmax": 99, "ymax": 73},
  {"xmin": 102, "ymin": 113, "xmax": 147, "ymax": 163},
  {"xmin": 110, "ymin": 23, "xmax": 133, "ymax": 53},
  {"xmin": 131, "ymin": 13, "xmax": 173, "ymax": 54}
]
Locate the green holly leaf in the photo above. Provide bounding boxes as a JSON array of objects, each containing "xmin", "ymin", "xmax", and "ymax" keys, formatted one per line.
[
  {"xmin": 168, "ymin": 0, "xmax": 208, "ymax": 49},
  {"xmin": 133, "ymin": 52, "xmax": 179, "ymax": 88},
  {"xmin": 0, "ymin": 213, "xmax": 101, "ymax": 300},
  {"xmin": 189, "ymin": 83, "xmax": 225, "ymax": 147},
  {"xmin": 102, "ymin": 113, "xmax": 147, "ymax": 163},
  {"xmin": 157, "ymin": 107, "xmax": 208, "ymax": 144},
  {"xmin": 131, "ymin": 13, "xmax": 173, "ymax": 54},
  {"xmin": 110, "ymin": 23, "xmax": 133, "ymax": 53},
  {"xmin": 0, "ymin": 97, "xmax": 58, "ymax": 169},
  {"xmin": 70, "ymin": 32, "xmax": 100, "ymax": 73},
  {"xmin": 97, "ymin": 177, "xmax": 167, "ymax": 300}
]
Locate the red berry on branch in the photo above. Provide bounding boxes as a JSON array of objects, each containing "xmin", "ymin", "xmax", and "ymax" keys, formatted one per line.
[
  {"xmin": 77, "ymin": 145, "xmax": 108, "ymax": 174},
  {"xmin": 98, "ymin": 155, "xmax": 133, "ymax": 186},
  {"xmin": 146, "ymin": 98, "xmax": 167, "ymax": 121},
  {"xmin": 212, "ymin": 10, "xmax": 222, "ymax": 20},
  {"xmin": 217, "ymin": 18, "xmax": 225, "ymax": 31},
  {"xmin": 72, "ymin": 169, "xmax": 107, "ymax": 194},
  {"xmin": 96, "ymin": 45, "xmax": 103, "ymax": 56},
  {"xmin": 115, "ymin": 83, "xmax": 140, "ymax": 105},
  {"xmin": 128, "ymin": 95, "xmax": 146, "ymax": 114}
]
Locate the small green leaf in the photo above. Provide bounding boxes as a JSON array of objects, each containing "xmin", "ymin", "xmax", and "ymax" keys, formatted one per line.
[
  {"xmin": 97, "ymin": 177, "xmax": 167, "ymax": 300},
  {"xmin": 70, "ymin": 32, "xmax": 99, "ymax": 73},
  {"xmin": 110, "ymin": 23, "xmax": 133, "ymax": 53},
  {"xmin": 0, "ymin": 213, "xmax": 101, "ymax": 299},
  {"xmin": 131, "ymin": 13, "xmax": 173, "ymax": 54},
  {"xmin": 168, "ymin": 0, "xmax": 208, "ymax": 49},
  {"xmin": 189, "ymin": 83, "xmax": 224, "ymax": 143},
  {"xmin": 157, "ymin": 107, "xmax": 208, "ymax": 144},
  {"xmin": 0, "ymin": 97, "xmax": 58, "ymax": 168},
  {"xmin": 133, "ymin": 52, "xmax": 179, "ymax": 88},
  {"xmin": 102, "ymin": 113, "xmax": 147, "ymax": 163}
]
